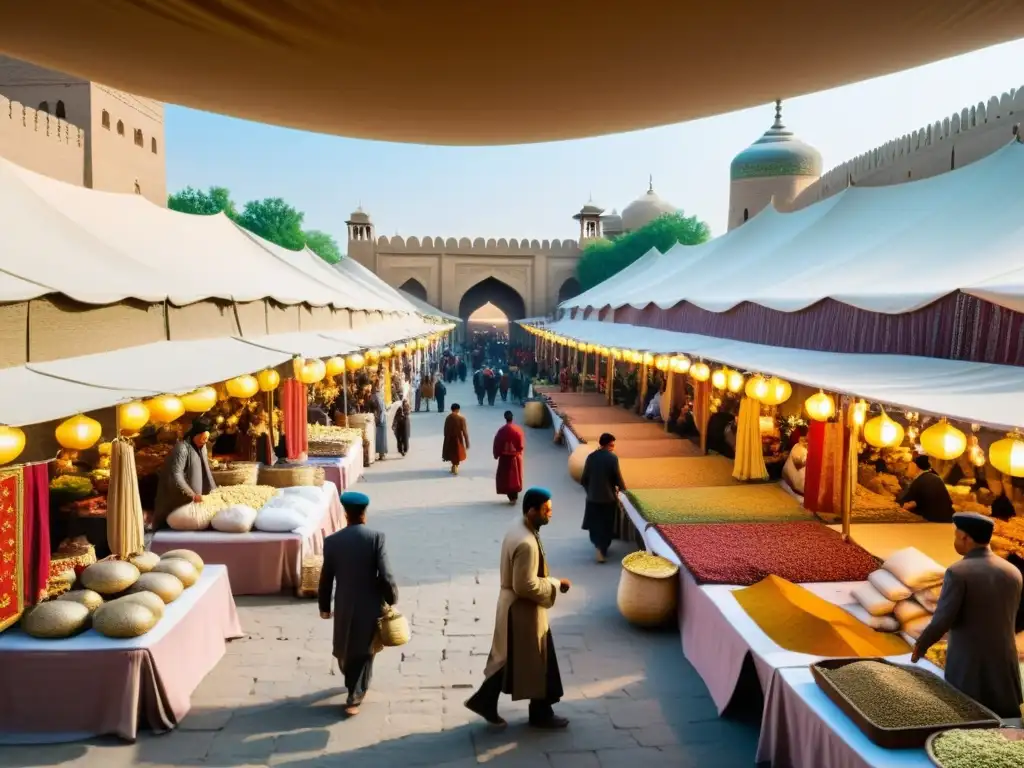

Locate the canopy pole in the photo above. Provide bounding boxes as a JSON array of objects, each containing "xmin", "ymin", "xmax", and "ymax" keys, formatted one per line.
[
  {"xmin": 664, "ymin": 371, "xmax": 674, "ymax": 432},
  {"xmin": 581, "ymin": 350, "xmax": 588, "ymax": 392},
  {"xmin": 638, "ymin": 362, "xmax": 648, "ymax": 414},
  {"xmin": 842, "ymin": 397, "xmax": 857, "ymax": 542},
  {"xmin": 342, "ymin": 369, "xmax": 349, "ymax": 428}
]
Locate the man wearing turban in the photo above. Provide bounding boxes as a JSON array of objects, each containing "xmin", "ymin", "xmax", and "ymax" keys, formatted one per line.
[
  {"xmin": 913, "ymin": 512, "xmax": 1023, "ymax": 718},
  {"xmin": 153, "ymin": 418, "xmax": 217, "ymax": 529},
  {"xmin": 465, "ymin": 488, "xmax": 571, "ymax": 729}
]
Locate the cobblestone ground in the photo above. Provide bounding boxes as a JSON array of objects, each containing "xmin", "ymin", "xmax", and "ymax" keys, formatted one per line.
[{"xmin": 5, "ymin": 381, "xmax": 759, "ymax": 767}]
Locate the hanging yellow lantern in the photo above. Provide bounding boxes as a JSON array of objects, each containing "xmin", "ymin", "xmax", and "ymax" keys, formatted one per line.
[
  {"xmin": 852, "ymin": 399, "xmax": 868, "ymax": 427},
  {"xmin": 654, "ymin": 355, "xmax": 670, "ymax": 372},
  {"xmin": 364, "ymin": 349, "xmax": 380, "ymax": 364},
  {"xmin": 642, "ymin": 352, "xmax": 655, "ymax": 366},
  {"xmin": 761, "ymin": 377, "xmax": 792, "ymax": 406},
  {"xmin": 610, "ymin": 348, "xmax": 622, "ymax": 360},
  {"xmin": 180, "ymin": 387, "xmax": 217, "ymax": 413},
  {"xmin": 118, "ymin": 401, "xmax": 150, "ymax": 432},
  {"xmin": 380, "ymin": 347, "xmax": 393, "ymax": 359},
  {"xmin": 804, "ymin": 391, "xmax": 835, "ymax": 422},
  {"xmin": 346, "ymin": 353, "xmax": 365, "ymax": 371},
  {"xmin": 989, "ymin": 433, "xmax": 1024, "ymax": 478},
  {"xmin": 745, "ymin": 375, "xmax": 768, "ymax": 401},
  {"xmin": 670, "ymin": 356, "xmax": 691, "ymax": 374},
  {"xmin": 257, "ymin": 368, "xmax": 281, "ymax": 392},
  {"xmin": 690, "ymin": 362, "xmax": 711, "ymax": 382},
  {"xmin": 325, "ymin": 357, "xmax": 346, "ymax": 377},
  {"xmin": 726, "ymin": 369, "xmax": 745, "ymax": 394},
  {"xmin": 0, "ymin": 426, "xmax": 26, "ymax": 466},
  {"xmin": 55, "ymin": 414, "xmax": 103, "ymax": 451},
  {"xmin": 144, "ymin": 395, "xmax": 185, "ymax": 425},
  {"xmin": 863, "ymin": 409, "xmax": 905, "ymax": 449},
  {"xmin": 298, "ymin": 359, "xmax": 327, "ymax": 385},
  {"xmin": 920, "ymin": 419, "xmax": 967, "ymax": 461},
  {"xmin": 711, "ymin": 368, "xmax": 728, "ymax": 390},
  {"xmin": 225, "ymin": 374, "xmax": 260, "ymax": 400},
  {"xmin": 417, "ymin": 337, "xmax": 429, "ymax": 349}
]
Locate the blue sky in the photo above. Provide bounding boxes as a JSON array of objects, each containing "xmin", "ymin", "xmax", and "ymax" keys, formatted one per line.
[{"xmin": 166, "ymin": 39, "xmax": 1024, "ymax": 246}]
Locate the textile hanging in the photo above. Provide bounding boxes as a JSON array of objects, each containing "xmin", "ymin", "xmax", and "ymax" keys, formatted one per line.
[
  {"xmin": 817, "ymin": 422, "xmax": 846, "ymax": 517},
  {"xmin": 106, "ymin": 438, "xmax": 145, "ymax": 560},
  {"xmin": 693, "ymin": 380, "xmax": 711, "ymax": 454},
  {"xmin": 384, "ymin": 365, "xmax": 393, "ymax": 407},
  {"xmin": 0, "ymin": 467, "xmax": 24, "ymax": 632},
  {"xmin": 282, "ymin": 379, "xmax": 309, "ymax": 461},
  {"xmin": 733, "ymin": 397, "xmax": 769, "ymax": 482},
  {"xmin": 803, "ymin": 420, "xmax": 826, "ymax": 512},
  {"xmin": 20, "ymin": 462, "xmax": 50, "ymax": 607}
]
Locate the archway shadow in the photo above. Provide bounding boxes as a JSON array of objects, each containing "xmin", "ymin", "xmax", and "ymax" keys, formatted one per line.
[{"xmin": 458, "ymin": 277, "xmax": 526, "ymax": 326}]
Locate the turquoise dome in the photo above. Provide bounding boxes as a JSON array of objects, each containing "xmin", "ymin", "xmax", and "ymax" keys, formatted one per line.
[{"xmin": 731, "ymin": 101, "xmax": 822, "ymax": 181}]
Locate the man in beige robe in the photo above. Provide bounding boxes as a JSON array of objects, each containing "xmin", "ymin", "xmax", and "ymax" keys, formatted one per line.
[{"xmin": 465, "ymin": 487, "xmax": 571, "ymax": 729}]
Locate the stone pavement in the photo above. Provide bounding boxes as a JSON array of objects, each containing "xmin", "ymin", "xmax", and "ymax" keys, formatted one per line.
[{"xmin": 3, "ymin": 380, "xmax": 760, "ymax": 767}]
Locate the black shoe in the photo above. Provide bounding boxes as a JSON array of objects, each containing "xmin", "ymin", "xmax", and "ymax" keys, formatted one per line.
[
  {"xmin": 464, "ymin": 699, "xmax": 507, "ymax": 728},
  {"xmin": 529, "ymin": 715, "xmax": 569, "ymax": 729}
]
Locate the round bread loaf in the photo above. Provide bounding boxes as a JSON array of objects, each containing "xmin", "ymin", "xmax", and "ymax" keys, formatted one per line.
[
  {"xmin": 129, "ymin": 551, "xmax": 161, "ymax": 573},
  {"xmin": 159, "ymin": 549, "xmax": 204, "ymax": 573},
  {"xmin": 113, "ymin": 591, "xmax": 166, "ymax": 620},
  {"xmin": 127, "ymin": 572, "xmax": 184, "ymax": 603},
  {"xmin": 56, "ymin": 589, "xmax": 104, "ymax": 613},
  {"xmin": 152, "ymin": 557, "xmax": 199, "ymax": 588},
  {"xmin": 22, "ymin": 601, "xmax": 90, "ymax": 638},
  {"xmin": 93, "ymin": 601, "xmax": 158, "ymax": 638},
  {"xmin": 80, "ymin": 560, "xmax": 140, "ymax": 595}
]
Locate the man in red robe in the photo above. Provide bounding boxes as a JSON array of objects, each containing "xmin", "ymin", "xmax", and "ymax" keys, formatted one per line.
[{"xmin": 493, "ymin": 411, "xmax": 525, "ymax": 504}]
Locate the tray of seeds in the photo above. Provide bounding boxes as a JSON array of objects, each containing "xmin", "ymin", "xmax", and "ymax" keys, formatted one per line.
[
  {"xmin": 810, "ymin": 658, "xmax": 1000, "ymax": 749},
  {"xmin": 926, "ymin": 727, "xmax": 1024, "ymax": 767}
]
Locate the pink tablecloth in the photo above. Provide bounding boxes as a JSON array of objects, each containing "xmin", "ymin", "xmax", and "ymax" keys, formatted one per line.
[
  {"xmin": 0, "ymin": 565, "xmax": 242, "ymax": 744},
  {"xmin": 151, "ymin": 483, "xmax": 345, "ymax": 595}
]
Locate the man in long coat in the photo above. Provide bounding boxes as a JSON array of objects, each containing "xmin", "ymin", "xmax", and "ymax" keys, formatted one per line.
[
  {"xmin": 154, "ymin": 418, "xmax": 217, "ymax": 529},
  {"xmin": 465, "ymin": 488, "xmax": 570, "ymax": 729},
  {"xmin": 319, "ymin": 491, "xmax": 399, "ymax": 717},
  {"xmin": 580, "ymin": 432, "xmax": 626, "ymax": 563},
  {"xmin": 442, "ymin": 403, "xmax": 470, "ymax": 475},
  {"xmin": 493, "ymin": 411, "xmax": 525, "ymax": 504},
  {"xmin": 913, "ymin": 512, "xmax": 1023, "ymax": 718},
  {"xmin": 371, "ymin": 385, "xmax": 388, "ymax": 461}
]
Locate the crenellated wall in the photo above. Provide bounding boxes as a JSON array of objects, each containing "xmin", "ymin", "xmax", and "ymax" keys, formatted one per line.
[
  {"xmin": 0, "ymin": 95, "xmax": 84, "ymax": 185},
  {"xmin": 793, "ymin": 85, "xmax": 1024, "ymax": 209},
  {"xmin": 373, "ymin": 234, "xmax": 580, "ymax": 254}
]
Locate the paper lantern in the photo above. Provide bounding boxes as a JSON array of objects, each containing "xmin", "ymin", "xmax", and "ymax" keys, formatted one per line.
[
  {"xmin": 690, "ymin": 362, "xmax": 710, "ymax": 382},
  {"xmin": 417, "ymin": 337, "xmax": 429, "ymax": 349},
  {"xmin": 804, "ymin": 391, "xmax": 835, "ymax": 422},
  {"xmin": 225, "ymin": 374, "xmax": 259, "ymax": 399},
  {"xmin": 118, "ymin": 401, "xmax": 150, "ymax": 432},
  {"xmin": 257, "ymin": 369, "xmax": 281, "ymax": 392},
  {"xmin": 0, "ymin": 426, "xmax": 25, "ymax": 465},
  {"xmin": 364, "ymin": 349, "xmax": 380, "ymax": 364},
  {"xmin": 144, "ymin": 395, "xmax": 184, "ymax": 425},
  {"xmin": 989, "ymin": 434, "xmax": 1024, "ymax": 478},
  {"xmin": 711, "ymin": 368, "xmax": 728, "ymax": 390},
  {"xmin": 297, "ymin": 359, "xmax": 327, "ymax": 385},
  {"xmin": 726, "ymin": 370, "xmax": 745, "ymax": 394},
  {"xmin": 180, "ymin": 387, "xmax": 217, "ymax": 413},
  {"xmin": 745, "ymin": 375, "xmax": 768, "ymax": 401},
  {"xmin": 380, "ymin": 347, "xmax": 393, "ymax": 359},
  {"xmin": 654, "ymin": 355, "xmax": 670, "ymax": 372},
  {"xmin": 761, "ymin": 377, "xmax": 792, "ymax": 406},
  {"xmin": 325, "ymin": 357, "xmax": 346, "ymax": 377},
  {"xmin": 610, "ymin": 348, "xmax": 622, "ymax": 360},
  {"xmin": 852, "ymin": 400, "xmax": 868, "ymax": 427},
  {"xmin": 920, "ymin": 419, "xmax": 967, "ymax": 461},
  {"xmin": 346, "ymin": 353, "xmax": 365, "ymax": 371},
  {"xmin": 642, "ymin": 352, "xmax": 655, "ymax": 366},
  {"xmin": 863, "ymin": 410, "xmax": 905, "ymax": 449},
  {"xmin": 670, "ymin": 356, "xmax": 691, "ymax": 374},
  {"xmin": 55, "ymin": 414, "xmax": 103, "ymax": 451}
]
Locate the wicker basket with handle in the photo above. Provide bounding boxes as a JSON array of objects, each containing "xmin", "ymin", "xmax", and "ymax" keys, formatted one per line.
[
  {"xmin": 257, "ymin": 464, "xmax": 320, "ymax": 488},
  {"xmin": 374, "ymin": 604, "xmax": 410, "ymax": 650},
  {"xmin": 212, "ymin": 462, "xmax": 259, "ymax": 487}
]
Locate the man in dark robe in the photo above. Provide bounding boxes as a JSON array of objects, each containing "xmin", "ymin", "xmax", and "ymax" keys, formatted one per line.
[
  {"xmin": 154, "ymin": 418, "xmax": 217, "ymax": 529},
  {"xmin": 913, "ymin": 512, "xmax": 1023, "ymax": 718},
  {"xmin": 485, "ymin": 371, "xmax": 499, "ymax": 406},
  {"xmin": 898, "ymin": 454, "xmax": 955, "ymax": 523},
  {"xmin": 319, "ymin": 491, "xmax": 398, "ymax": 717},
  {"xmin": 473, "ymin": 369, "xmax": 486, "ymax": 405},
  {"xmin": 493, "ymin": 411, "xmax": 525, "ymax": 504},
  {"xmin": 392, "ymin": 400, "xmax": 411, "ymax": 456},
  {"xmin": 580, "ymin": 432, "xmax": 626, "ymax": 563},
  {"xmin": 499, "ymin": 371, "xmax": 510, "ymax": 402},
  {"xmin": 465, "ymin": 488, "xmax": 570, "ymax": 729},
  {"xmin": 442, "ymin": 403, "xmax": 470, "ymax": 475}
]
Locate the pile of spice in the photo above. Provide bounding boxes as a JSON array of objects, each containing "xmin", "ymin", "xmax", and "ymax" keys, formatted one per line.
[
  {"xmin": 926, "ymin": 640, "xmax": 948, "ymax": 669},
  {"xmin": 733, "ymin": 576, "xmax": 909, "ymax": 657},
  {"xmin": 558, "ymin": 406, "xmax": 644, "ymax": 425},
  {"xmin": 818, "ymin": 661, "xmax": 993, "ymax": 729},
  {"xmin": 609, "ymin": 439, "xmax": 702, "ymax": 459},
  {"xmin": 930, "ymin": 728, "xmax": 1024, "ymax": 767},
  {"xmin": 628, "ymin": 485, "xmax": 811, "ymax": 525},
  {"xmin": 656, "ymin": 521, "xmax": 880, "ymax": 585},
  {"xmin": 620, "ymin": 456, "xmax": 740, "ymax": 490},
  {"xmin": 622, "ymin": 551, "xmax": 679, "ymax": 579},
  {"xmin": 577, "ymin": 423, "xmax": 675, "ymax": 442}
]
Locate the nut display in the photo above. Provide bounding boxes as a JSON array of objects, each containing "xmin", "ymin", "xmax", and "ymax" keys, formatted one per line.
[
  {"xmin": 203, "ymin": 485, "xmax": 279, "ymax": 516},
  {"xmin": 930, "ymin": 728, "xmax": 1024, "ymax": 767},
  {"xmin": 819, "ymin": 661, "xmax": 991, "ymax": 729}
]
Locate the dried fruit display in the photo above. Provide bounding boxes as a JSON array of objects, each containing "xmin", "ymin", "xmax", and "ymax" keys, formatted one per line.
[
  {"xmin": 619, "ymin": 456, "xmax": 739, "ymax": 490},
  {"xmin": 628, "ymin": 485, "xmax": 811, "ymax": 525},
  {"xmin": 203, "ymin": 485, "xmax": 279, "ymax": 516},
  {"xmin": 609, "ymin": 439, "xmax": 703, "ymax": 459},
  {"xmin": 622, "ymin": 551, "xmax": 678, "ymax": 579},
  {"xmin": 655, "ymin": 521, "xmax": 880, "ymax": 585},
  {"xmin": 814, "ymin": 485, "xmax": 924, "ymax": 525}
]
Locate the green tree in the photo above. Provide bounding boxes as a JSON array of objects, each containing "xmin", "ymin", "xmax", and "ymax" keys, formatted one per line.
[
  {"xmin": 167, "ymin": 186, "xmax": 238, "ymax": 219},
  {"xmin": 303, "ymin": 229, "xmax": 342, "ymax": 264},
  {"xmin": 236, "ymin": 197, "xmax": 306, "ymax": 251},
  {"xmin": 576, "ymin": 212, "xmax": 711, "ymax": 291}
]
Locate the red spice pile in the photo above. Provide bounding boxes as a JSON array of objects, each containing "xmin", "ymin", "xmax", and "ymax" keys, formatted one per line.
[{"xmin": 655, "ymin": 521, "xmax": 880, "ymax": 585}]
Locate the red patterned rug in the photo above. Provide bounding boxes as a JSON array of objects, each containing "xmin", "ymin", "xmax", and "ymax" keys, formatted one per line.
[{"xmin": 0, "ymin": 469, "xmax": 24, "ymax": 632}]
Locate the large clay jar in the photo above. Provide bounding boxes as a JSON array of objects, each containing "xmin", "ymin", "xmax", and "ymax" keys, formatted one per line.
[
  {"xmin": 524, "ymin": 400, "xmax": 547, "ymax": 429},
  {"xmin": 568, "ymin": 445, "xmax": 598, "ymax": 482},
  {"xmin": 616, "ymin": 552, "xmax": 679, "ymax": 628}
]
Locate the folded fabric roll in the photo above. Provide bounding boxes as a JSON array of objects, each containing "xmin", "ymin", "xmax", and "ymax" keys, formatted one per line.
[
  {"xmin": 842, "ymin": 603, "xmax": 899, "ymax": 633},
  {"xmin": 894, "ymin": 598, "xmax": 930, "ymax": 624},
  {"xmin": 852, "ymin": 581, "xmax": 896, "ymax": 617},
  {"xmin": 868, "ymin": 569, "xmax": 913, "ymax": 602}
]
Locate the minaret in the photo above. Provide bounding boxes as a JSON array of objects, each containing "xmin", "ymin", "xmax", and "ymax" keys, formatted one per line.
[
  {"xmin": 572, "ymin": 196, "xmax": 605, "ymax": 243},
  {"xmin": 345, "ymin": 205, "xmax": 376, "ymax": 269}
]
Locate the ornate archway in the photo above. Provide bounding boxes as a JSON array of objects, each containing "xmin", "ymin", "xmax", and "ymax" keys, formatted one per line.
[
  {"xmin": 399, "ymin": 277, "xmax": 428, "ymax": 302},
  {"xmin": 458, "ymin": 277, "xmax": 527, "ymax": 324},
  {"xmin": 557, "ymin": 276, "xmax": 582, "ymax": 303}
]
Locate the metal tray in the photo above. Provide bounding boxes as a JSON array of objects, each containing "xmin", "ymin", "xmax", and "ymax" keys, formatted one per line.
[
  {"xmin": 810, "ymin": 658, "xmax": 1000, "ymax": 750},
  {"xmin": 925, "ymin": 727, "xmax": 1024, "ymax": 767}
]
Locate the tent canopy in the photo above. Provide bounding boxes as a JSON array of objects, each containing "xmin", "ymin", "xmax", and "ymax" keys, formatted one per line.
[
  {"xmin": 527, "ymin": 319, "xmax": 1024, "ymax": 430},
  {"xmin": 1, "ymin": 2, "xmax": 1022, "ymax": 145},
  {"xmin": 398, "ymin": 290, "xmax": 461, "ymax": 323},
  {"xmin": 564, "ymin": 142, "xmax": 1024, "ymax": 316}
]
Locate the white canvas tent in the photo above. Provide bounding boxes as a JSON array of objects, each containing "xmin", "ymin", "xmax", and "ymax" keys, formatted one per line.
[
  {"xmin": 562, "ymin": 141, "xmax": 1024, "ymax": 317},
  {"xmin": 526, "ymin": 319, "xmax": 1024, "ymax": 431}
]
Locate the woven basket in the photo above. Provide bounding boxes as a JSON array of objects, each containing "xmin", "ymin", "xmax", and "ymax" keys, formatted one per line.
[
  {"xmin": 297, "ymin": 555, "xmax": 323, "ymax": 598},
  {"xmin": 616, "ymin": 552, "xmax": 679, "ymax": 627},
  {"xmin": 376, "ymin": 604, "xmax": 410, "ymax": 648},
  {"xmin": 48, "ymin": 543, "xmax": 97, "ymax": 580},
  {"xmin": 212, "ymin": 463, "xmax": 259, "ymax": 486},
  {"xmin": 257, "ymin": 464, "xmax": 318, "ymax": 488}
]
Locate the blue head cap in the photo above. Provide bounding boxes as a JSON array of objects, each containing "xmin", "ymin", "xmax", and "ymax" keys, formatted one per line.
[
  {"xmin": 522, "ymin": 487, "xmax": 552, "ymax": 514},
  {"xmin": 340, "ymin": 491, "xmax": 370, "ymax": 511}
]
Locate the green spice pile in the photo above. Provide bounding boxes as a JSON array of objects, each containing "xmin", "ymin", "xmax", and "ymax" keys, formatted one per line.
[
  {"xmin": 931, "ymin": 728, "xmax": 1024, "ymax": 768},
  {"xmin": 819, "ymin": 661, "xmax": 991, "ymax": 729}
]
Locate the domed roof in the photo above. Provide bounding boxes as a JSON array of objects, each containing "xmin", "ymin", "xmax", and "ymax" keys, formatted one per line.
[
  {"xmin": 573, "ymin": 197, "xmax": 605, "ymax": 219},
  {"xmin": 731, "ymin": 100, "xmax": 822, "ymax": 181},
  {"xmin": 347, "ymin": 206, "xmax": 371, "ymax": 224},
  {"xmin": 601, "ymin": 208, "xmax": 623, "ymax": 234},
  {"xmin": 621, "ymin": 178, "xmax": 677, "ymax": 232}
]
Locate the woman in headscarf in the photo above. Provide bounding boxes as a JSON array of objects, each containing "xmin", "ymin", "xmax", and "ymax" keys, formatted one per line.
[{"xmin": 153, "ymin": 417, "xmax": 217, "ymax": 529}]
